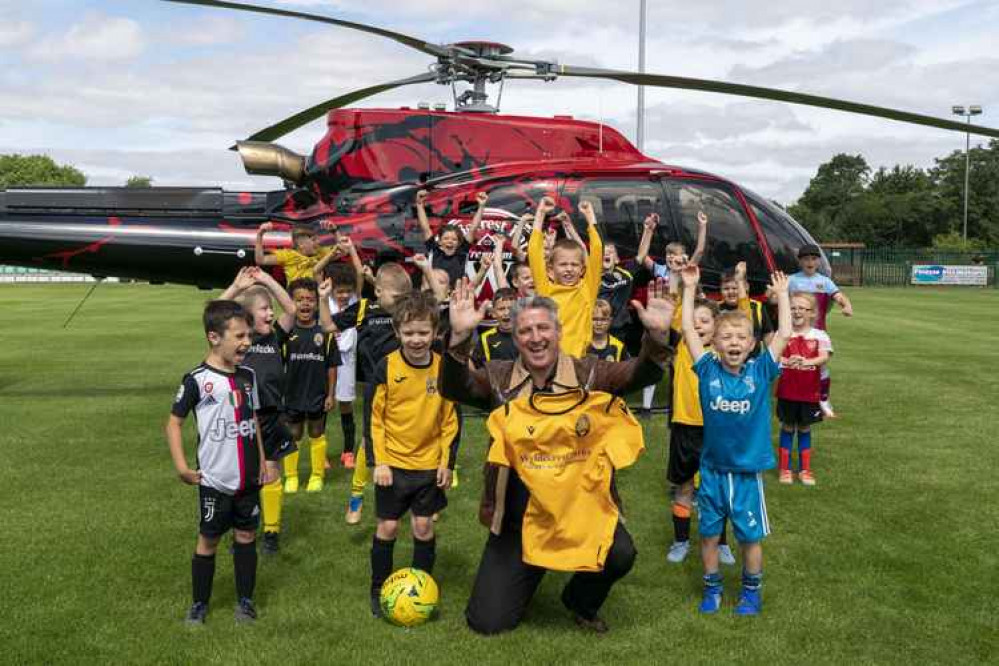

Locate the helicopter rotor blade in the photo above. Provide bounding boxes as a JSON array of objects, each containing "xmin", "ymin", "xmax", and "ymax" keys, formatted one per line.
[
  {"xmin": 245, "ymin": 72, "xmax": 438, "ymax": 142},
  {"xmin": 558, "ymin": 65, "xmax": 999, "ymax": 139},
  {"xmin": 161, "ymin": 0, "xmax": 448, "ymax": 58}
]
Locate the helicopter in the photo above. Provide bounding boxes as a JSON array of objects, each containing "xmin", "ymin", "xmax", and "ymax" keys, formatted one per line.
[{"xmin": 2, "ymin": 0, "xmax": 998, "ymax": 294}]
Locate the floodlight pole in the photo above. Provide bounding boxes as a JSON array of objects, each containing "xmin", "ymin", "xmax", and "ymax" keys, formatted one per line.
[
  {"xmin": 637, "ymin": 0, "xmax": 646, "ymax": 151},
  {"xmin": 952, "ymin": 105, "xmax": 983, "ymax": 243}
]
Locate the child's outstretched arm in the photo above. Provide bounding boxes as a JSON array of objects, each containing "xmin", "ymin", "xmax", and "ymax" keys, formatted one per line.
[
  {"xmin": 414, "ymin": 190, "xmax": 433, "ymax": 242},
  {"xmin": 311, "ymin": 240, "xmax": 341, "ymax": 281},
  {"xmin": 680, "ymin": 264, "xmax": 706, "ymax": 362},
  {"xmin": 339, "ymin": 235, "xmax": 365, "ymax": 295},
  {"xmin": 318, "ymin": 277, "xmax": 336, "ymax": 333},
  {"xmin": 768, "ymin": 271, "xmax": 792, "ymax": 359},
  {"xmin": 413, "ymin": 253, "xmax": 449, "ymax": 303},
  {"xmin": 734, "ymin": 261, "xmax": 752, "ymax": 318},
  {"xmin": 528, "ymin": 197, "xmax": 556, "ymax": 291},
  {"xmin": 635, "ymin": 213, "xmax": 657, "ymax": 267},
  {"xmin": 464, "ymin": 191, "xmax": 489, "ymax": 245},
  {"xmin": 690, "ymin": 210, "xmax": 708, "ymax": 266},
  {"xmin": 471, "ymin": 253, "xmax": 493, "ymax": 290},
  {"xmin": 557, "ymin": 211, "xmax": 588, "ymax": 260},
  {"xmin": 491, "ymin": 240, "xmax": 509, "ymax": 289},
  {"xmin": 579, "ymin": 200, "xmax": 603, "ymax": 296},
  {"xmin": 833, "ymin": 289, "xmax": 854, "ymax": 317},
  {"xmin": 250, "ymin": 266, "xmax": 296, "ymax": 332},
  {"xmin": 509, "ymin": 212, "xmax": 531, "ymax": 263},
  {"xmin": 254, "ymin": 222, "xmax": 280, "ymax": 267}
]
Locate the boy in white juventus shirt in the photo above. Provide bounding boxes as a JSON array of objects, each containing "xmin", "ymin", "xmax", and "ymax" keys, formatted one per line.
[{"xmin": 166, "ymin": 300, "xmax": 279, "ymax": 625}]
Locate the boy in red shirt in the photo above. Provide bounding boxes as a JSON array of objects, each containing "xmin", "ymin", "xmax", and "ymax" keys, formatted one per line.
[{"xmin": 776, "ymin": 292, "xmax": 831, "ymax": 486}]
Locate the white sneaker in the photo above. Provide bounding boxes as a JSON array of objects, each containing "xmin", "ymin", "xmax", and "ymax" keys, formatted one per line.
[
  {"xmin": 718, "ymin": 544, "xmax": 736, "ymax": 566},
  {"xmin": 666, "ymin": 540, "xmax": 690, "ymax": 563},
  {"xmin": 820, "ymin": 400, "xmax": 837, "ymax": 419}
]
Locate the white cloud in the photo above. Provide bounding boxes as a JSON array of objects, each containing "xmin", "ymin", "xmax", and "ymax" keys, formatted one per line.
[
  {"xmin": 28, "ymin": 13, "xmax": 144, "ymax": 62},
  {"xmin": 0, "ymin": 20, "xmax": 33, "ymax": 48}
]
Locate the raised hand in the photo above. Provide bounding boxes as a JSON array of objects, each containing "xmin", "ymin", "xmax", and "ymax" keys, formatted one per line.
[
  {"xmin": 480, "ymin": 253, "xmax": 494, "ymax": 269},
  {"xmin": 680, "ymin": 263, "xmax": 700, "ymax": 288},
  {"xmin": 448, "ymin": 277, "xmax": 488, "ymax": 344},
  {"xmin": 631, "ymin": 277, "xmax": 677, "ymax": 343},
  {"xmin": 415, "ymin": 189, "xmax": 428, "ymax": 205},
  {"xmin": 697, "ymin": 210, "xmax": 708, "ymax": 227},
  {"xmin": 769, "ymin": 270, "xmax": 789, "ymax": 295},
  {"xmin": 537, "ymin": 196, "xmax": 556, "ymax": 216},
  {"xmin": 412, "ymin": 253, "xmax": 431, "ymax": 271},
  {"xmin": 734, "ymin": 261, "xmax": 747, "ymax": 282},
  {"xmin": 476, "ymin": 191, "xmax": 489, "ymax": 206},
  {"xmin": 258, "ymin": 221, "xmax": 274, "ymax": 234},
  {"xmin": 318, "ymin": 277, "xmax": 333, "ymax": 299},
  {"xmin": 643, "ymin": 213, "xmax": 658, "ymax": 232}
]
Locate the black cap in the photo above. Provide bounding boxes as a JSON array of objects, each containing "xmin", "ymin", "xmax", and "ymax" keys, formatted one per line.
[{"xmin": 797, "ymin": 244, "xmax": 822, "ymax": 258}]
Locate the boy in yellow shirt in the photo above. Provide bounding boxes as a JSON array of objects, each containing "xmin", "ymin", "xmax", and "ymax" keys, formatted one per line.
[
  {"xmin": 254, "ymin": 223, "xmax": 332, "ymax": 282},
  {"xmin": 368, "ymin": 291, "xmax": 459, "ymax": 617},
  {"xmin": 527, "ymin": 197, "xmax": 603, "ymax": 357}
]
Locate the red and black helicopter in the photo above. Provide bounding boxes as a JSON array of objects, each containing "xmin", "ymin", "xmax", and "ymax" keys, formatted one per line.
[{"xmin": 3, "ymin": 0, "xmax": 998, "ymax": 293}]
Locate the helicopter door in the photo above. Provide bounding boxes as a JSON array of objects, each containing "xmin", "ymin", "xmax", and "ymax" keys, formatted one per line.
[
  {"xmin": 662, "ymin": 179, "xmax": 769, "ymax": 290},
  {"xmin": 576, "ymin": 178, "xmax": 671, "ymax": 260}
]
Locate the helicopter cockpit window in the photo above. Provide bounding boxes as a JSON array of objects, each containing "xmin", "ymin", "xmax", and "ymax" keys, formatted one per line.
[
  {"xmin": 747, "ymin": 198, "xmax": 809, "ymax": 275},
  {"xmin": 577, "ymin": 179, "xmax": 669, "ymax": 258},
  {"xmin": 664, "ymin": 180, "xmax": 766, "ymax": 282}
]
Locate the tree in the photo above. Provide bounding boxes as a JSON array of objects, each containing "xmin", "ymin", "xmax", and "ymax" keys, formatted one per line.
[
  {"xmin": 125, "ymin": 175, "xmax": 153, "ymax": 188},
  {"xmin": 0, "ymin": 154, "xmax": 86, "ymax": 188},
  {"xmin": 791, "ymin": 153, "xmax": 871, "ymax": 242},
  {"xmin": 930, "ymin": 140, "xmax": 999, "ymax": 246}
]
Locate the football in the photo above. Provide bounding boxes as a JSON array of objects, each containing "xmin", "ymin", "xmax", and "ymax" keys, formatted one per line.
[{"xmin": 379, "ymin": 568, "xmax": 440, "ymax": 627}]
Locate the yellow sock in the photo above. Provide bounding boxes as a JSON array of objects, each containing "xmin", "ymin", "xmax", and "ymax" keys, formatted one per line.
[
  {"xmin": 309, "ymin": 435, "xmax": 327, "ymax": 480},
  {"xmin": 350, "ymin": 446, "xmax": 369, "ymax": 496},
  {"xmin": 261, "ymin": 478, "xmax": 283, "ymax": 533},
  {"xmin": 283, "ymin": 451, "xmax": 300, "ymax": 480}
]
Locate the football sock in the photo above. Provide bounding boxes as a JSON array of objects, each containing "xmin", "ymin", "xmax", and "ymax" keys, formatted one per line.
[
  {"xmin": 370, "ymin": 536, "xmax": 396, "ymax": 596},
  {"xmin": 261, "ymin": 478, "xmax": 283, "ymax": 533},
  {"xmin": 283, "ymin": 451, "xmax": 300, "ymax": 481},
  {"xmin": 351, "ymin": 446, "xmax": 369, "ymax": 495},
  {"xmin": 703, "ymin": 571, "xmax": 723, "ymax": 591},
  {"xmin": 412, "ymin": 536, "xmax": 437, "ymax": 574},
  {"xmin": 232, "ymin": 541, "xmax": 257, "ymax": 600},
  {"xmin": 798, "ymin": 430, "xmax": 812, "ymax": 471},
  {"xmin": 191, "ymin": 553, "xmax": 216, "ymax": 604},
  {"xmin": 671, "ymin": 502, "xmax": 691, "ymax": 542},
  {"xmin": 719, "ymin": 519, "xmax": 729, "ymax": 547},
  {"xmin": 340, "ymin": 412, "xmax": 356, "ymax": 454},
  {"xmin": 779, "ymin": 430, "xmax": 794, "ymax": 470},
  {"xmin": 309, "ymin": 435, "xmax": 327, "ymax": 479},
  {"xmin": 742, "ymin": 570, "xmax": 763, "ymax": 591}
]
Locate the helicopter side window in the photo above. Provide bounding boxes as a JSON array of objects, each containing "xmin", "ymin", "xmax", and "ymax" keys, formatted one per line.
[
  {"xmin": 747, "ymin": 198, "xmax": 810, "ymax": 276},
  {"xmin": 664, "ymin": 180, "xmax": 767, "ymax": 284},
  {"xmin": 577, "ymin": 179, "xmax": 669, "ymax": 258}
]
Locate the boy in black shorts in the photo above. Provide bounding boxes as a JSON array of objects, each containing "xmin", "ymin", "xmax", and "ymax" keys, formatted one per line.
[
  {"xmin": 368, "ymin": 291, "xmax": 459, "ymax": 616},
  {"xmin": 281, "ymin": 278, "xmax": 342, "ymax": 494},
  {"xmin": 166, "ymin": 300, "xmax": 279, "ymax": 624}
]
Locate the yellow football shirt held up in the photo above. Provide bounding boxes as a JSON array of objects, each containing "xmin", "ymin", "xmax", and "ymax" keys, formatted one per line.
[{"xmin": 486, "ymin": 389, "xmax": 643, "ymax": 572}]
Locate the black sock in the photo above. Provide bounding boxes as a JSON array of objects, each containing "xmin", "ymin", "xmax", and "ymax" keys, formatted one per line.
[
  {"xmin": 672, "ymin": 514, "xmax": 691, "ymax": 543},
  {"xmin": 371, "ymin": 536, "xmax": 395, "ymax": 596},
  {"xmin": 191, "ymin": 553, "xmax": 216, "ymax": 604},
  {"xmin": 719, "ymin": 518, "xmax": 729, "ymax": 546},
  {"xmin": 412, "ymin": 536, "xmax": 437, "ymax": 574},
  {"xmin": 232, "ymin": 541, "xmax": 257, "ymax": 600},
  {"xmin": 340, "ymin": 412, "xmax": 356, "ymax": 454}
]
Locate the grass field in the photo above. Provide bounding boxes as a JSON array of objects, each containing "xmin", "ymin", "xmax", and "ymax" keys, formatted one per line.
[{"xmin": 1, "ymin": 284, "xmax": 996, "ymax": 665}]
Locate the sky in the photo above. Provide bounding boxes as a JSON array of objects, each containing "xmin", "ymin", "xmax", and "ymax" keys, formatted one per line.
[{"xmin": 1, "ymin": 0, "xmax": 997, "ymax": 204}]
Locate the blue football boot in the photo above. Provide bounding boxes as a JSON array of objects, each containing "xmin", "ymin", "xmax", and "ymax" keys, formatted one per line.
[{"xmin": 734, "ymin": 587, "xmax": 762, "ymax": 616}]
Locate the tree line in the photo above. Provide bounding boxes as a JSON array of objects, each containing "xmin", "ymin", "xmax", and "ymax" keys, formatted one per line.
[{"xmin": 787, "ymin": 140, "xmax": 999, "ymax": 250}]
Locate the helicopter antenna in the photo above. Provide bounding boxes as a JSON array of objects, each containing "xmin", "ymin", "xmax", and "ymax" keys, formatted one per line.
[{"xmin": 598, "ymin": 90, "xmax": 604, "ymax": 154}]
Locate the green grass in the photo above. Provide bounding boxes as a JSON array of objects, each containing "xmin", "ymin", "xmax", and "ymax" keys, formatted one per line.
[{"xmin": 1, "ymin": 285, "xmax": 996, "ymax": 664}]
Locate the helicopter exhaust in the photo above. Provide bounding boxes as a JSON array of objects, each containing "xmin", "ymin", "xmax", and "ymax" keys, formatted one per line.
[{"xmin": 234, "ymin": 141, "xmax": 306, "ymax": 184}]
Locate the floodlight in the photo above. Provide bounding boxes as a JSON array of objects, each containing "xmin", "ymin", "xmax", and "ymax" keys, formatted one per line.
[
  {"xmin": 969, "ymin": 105, "xmax": 983, "ymax": 115},
  {"xmin": 952, "ymin": 105, "xmax": 965, "ymax": 115}
]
